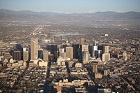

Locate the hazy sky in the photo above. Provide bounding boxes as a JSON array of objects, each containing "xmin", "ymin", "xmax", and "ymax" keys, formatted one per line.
[{"xmin": 0, "ymin": 0, "xmax": 140, "ymax": 13}]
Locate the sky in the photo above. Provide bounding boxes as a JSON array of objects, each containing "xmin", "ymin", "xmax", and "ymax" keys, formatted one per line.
[{"xmin": 0, "ymin": 0, "xmax": 140, "ymax": 13}]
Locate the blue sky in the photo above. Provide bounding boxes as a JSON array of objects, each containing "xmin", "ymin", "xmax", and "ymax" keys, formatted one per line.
[{"xmin": 0, "ymin": 0, "xmax": 140, "ymax": 13}]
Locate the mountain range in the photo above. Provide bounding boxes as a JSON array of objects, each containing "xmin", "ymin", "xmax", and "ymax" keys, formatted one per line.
[{"xmin": 0, "ymin": 9, "xmax": 140, "ymax": 27}]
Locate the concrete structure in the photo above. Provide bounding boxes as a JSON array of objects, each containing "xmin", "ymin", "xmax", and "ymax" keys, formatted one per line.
[
  {"xmin": 66, "ymin": 47, "xmax": 73, "ymax": 60},
  {"xmin": 43, "ymin": 49, "xmax": 49, "ymax": 62},
  {"xmin": 23, "ymin": 48, "xmax": 29, "ymax": 62},
  {"xmin": 31, "ymin": 38, "xmax": 38, "ymax": 60},
  {"xmin": 13, "ymin": 51, "xmax": 21, "ymax": 60},
  {"xmin": 82, "ymin": 51, "xmax": 89, "ymax": 64},
  {"xmin": 102, "ymin": 53, "xmax": 110, "ymax": 62},
  {"xmin": 93, "ymin": 63, "xmax": 98, "ymax": 73},
  {"xmin": 80, "ymin": 38, "xmax": 85, "ymax": 45},
  {"xmin": 102, "ymin": 46, "xmax": 110, "ymax": 62}
]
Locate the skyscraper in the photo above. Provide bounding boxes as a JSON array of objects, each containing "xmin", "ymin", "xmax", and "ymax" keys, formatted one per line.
[
  {"xmin": 93, "ymin": 63, "xmax": 98, "ymax": 73},
  {"xmin": 31, "ymin": 38, "xmax": 38, "ymax": 60},
  {"xmin": 66, "ymin": 47, "xmax": 73, "ymax": 60},
  {"xmin": 4, "ymin": 53, "xmax": 11, "ymax": 60},
  {"xmin": 43, "ymin": 49, "xmax": 49, "ymax": 62},
  {"xmin": 72, "ymin": 44, "xmax": 79, "ymax": 59},
  {"xmin": 23, "ymin": 51, "xmax": 28, "ymax": 62},
  {"xmin": 102, "ymin": 53, "xmax": 110, "ymax": 62},
  {"xmin": 92, "ymin": 41, "xmax": 99, "ymax": 58},
  {"xmin": 79, "ymin": 45, "xmax": 89, "ymax": 62},
  {"xmin": 13, "ymin": 51, "xmax": 21, "ymax": 60},
  {"xmin": 123, "ymin": 51, "xmax": 127, "ymax": 61},
  {"xmin": 23, "ymin": 48, "xmax": 29, "ymax": 62},
  {"xmin": 46, "ymin": 44, "xmax": 58, "ymax": 62},
  {"xmin": 15, "ymin": 44, "xmax": 23, "ymax": 60},
  {"xmin": 82, "ymin": 51, "xmax": 89, "ymax": 64},
  {"xmin": 80, "ymin": 38, "xmax": 85, "ymax": 45},
  {"xmin": 38, "ymin": 49, "xmax": 43, "ymax": 59},
  {"xmin": 104, "ymin": 46, "xmax": 109, "ymax": 53},
  {"xmin": 102, "ymin": 46, "xmax": 110, "ymax": 62}
]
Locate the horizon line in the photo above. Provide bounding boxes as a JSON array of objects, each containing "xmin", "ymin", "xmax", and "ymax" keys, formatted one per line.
[{"xmin": 0, "ymin": 8, "xmax": 140, "ymax": 14}]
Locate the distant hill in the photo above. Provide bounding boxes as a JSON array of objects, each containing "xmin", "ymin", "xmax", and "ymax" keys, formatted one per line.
[{"xmin": 0, "ymin": 9, "xmax": 140, "ymax": 27}]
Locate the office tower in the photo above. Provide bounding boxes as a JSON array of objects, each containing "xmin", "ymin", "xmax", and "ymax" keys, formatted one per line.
[
  {"xmin": 31, "ymin": 38, "xmax": 38, "ymax": 60},
  {"xmin": 38, "ymin": 49, "xmax": 43, "ymax": 59},
  {"xmin": 4, "ymin": 52, "xmax": 11, "ymax": 60},
  {"xmin": 102, "ymin": 53, "xmax": 110, "ymax": 62},
  {"xmin": 92, "ymin": 45, "xmax": 98, "ymax": 58},
  {"xmin": 104, "ymin": 69, "xmax": 110, "ymax": 76},
  {"xmin": 72, "ymin": 44, "xmax": 79, "ymax": 59},
  {"xmin": 89, "ymin": 44, "xmax": 93, "ymax": 57},
  {"xmin": 43, "ymin": 49, "xmax": 49, "ymax": 62},
  {"xmin": 15, "ymin": 44, "xmax": 23, "ymax": 60},
  {"xmin": 104, "ymin": 46, "xmax": 109, "ymax": 53},
  {"xmin": 123, "ymin": 51, "xmax": 127, "ymax": 61},
  {"xmin": 59, "ymin": 48, "xmax": 66, "ymax": 59},
  {"xmin": 93, "ymin": 63, "xmax": 98, "ymax": 73},
  {"xmin": 46, "ymin": 44, "xmax": 58, "ymax": 62},
  {"xmin": 82, "ymin": 51, "xmax": 89, "ymax": 64},
  {"xmin": 23, "ymin": 51, "xmax": 28, "ymax": 62},
  {"xmin": 80, "ymin": 38, "xmax": 85, "ymax": 45},
  {"xmin": 13, "ymin": 51, "xmax": 21, "ymax": 60},
  {"xmin": 92, "ymin": 41, "xmax": 98, "ymax": 58},
  {"xmin": 81, "ymin": 45, "xmax": 88, "ymax": 52},
  {"xmin": 48, "ymin": 54, "xmax": 54, "ymax": 62},
  {"xmin": 66, "ymin": 47, "xmax": 73, "ymax": 60},
  {"xmin": 23, "ymin": 48, "xmax": 29, "ymax": 62},
  {"xmin": 97, "ymin": 50, "xmax": 102, "ymax": 59},
  {"xmin": 94, "ymin": 50, "xmax": 99, "ymax": 58},
  {"xmin": 98, "ymin": 45, "xmax": 104, "ymax": 51},
  {"xmin": 98, "ymin": 45, "xmax": 104, "ymax": 58},
  {"xmin": 59, "ymin": 48, "xmax": 65, "ymax": 56},
  {"xmin": 79, "ymin": 45, "xmax": 89, "ymax": 62},
  {"xmin": 102, "ymin": 46, "xmax": 110, "ymax": 62}
]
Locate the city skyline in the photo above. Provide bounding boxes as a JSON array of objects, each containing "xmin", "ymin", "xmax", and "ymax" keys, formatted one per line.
[
  {"xmin": 0, "ymin": 0, "xmax": 140, "ymax": 13},
  {"xmin": 0, "ymin": 0, "xmax": 140, "ymax": 93}
]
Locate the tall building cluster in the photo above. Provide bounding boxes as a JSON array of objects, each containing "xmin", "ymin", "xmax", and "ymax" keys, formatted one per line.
[
  {"xmin": 1, "ymin": 38, "xmax": 112, "ymax": 65},
  {"xmin": 0, "ymin": 36, "xmax": 139, "ymax": 93}
]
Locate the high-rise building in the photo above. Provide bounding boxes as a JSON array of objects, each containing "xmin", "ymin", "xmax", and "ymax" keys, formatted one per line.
[
  {"xmin": 38, "ymin": 49, "xmax": 43, "ymax": 59},
  {"xmin": 102, "ymin": 46, "xmax": 110, "ymax": 62},
  {"xmin": 97, "ymin": 50, "xmax": 102, "ymax": 59},
  {"xmin": 66, "ymin": 47, "xmax": 73, "ymax": 60},
  {"xmin": 123, "ymin": 51, "xmax": 127, "ymax": 61},
  {"xmin": 80, "ymin": 38, "xmax": 85, "ymax": 45},
  {"xmin": 23, "ymin": 48, "xmax": 29, "ymax": 62},
  {"xmin": 89, "ymin": 44, "xmax": 93, "ymax": 57},
  {"xmin": 72, "ymin": 44, "xmax": 79, "ymax": 59},
  {"xmin": 81, "ymin": 45, "xmax": 88, "ymax": 52},
  {"xmin": 104, "ymin": 46, "xmax": 109, "ymax": 53},
  {"xmin": 98, "ymin": 45, "xmax": 104, "ymax": 51},
  {"xmin": 92, "ymin": 45, "xmax": 98, "ymax": 58},
  {"xmin": 46, "ymin": 44, "xmax": 58, "ymax": 62},
  {"xmin": 102, "ymin": 53, "xmax": 110, "ymax": 62},
  {"xmin": 23, "ymin": 51, "xmax": 28, "ymax": 62},
  {"xmin": 79, "ymin": 45, "xmax": 88, "ymax": 62},
  {"xmin": 48, "ymin": 54, "xmax": 54, "ymax": 62},
  {"xmin": 13, "ymin": 51, "xmax": 21, "ymax": 60},
  {"xmin": 4, "ymin": 52, "xmax": 11, "ymax": 60},
  {"xmin": 59, "ymin": 48, "xmax": 65, "ymax": 56},
  {"xmin": 93, "ymin": 63, "xmax": 98, "ymax": 73},
  {"xmin": 43, "ymin": 49, "xmax": 49, "ymax": 62},
  {"xmin": 82, "ymin": 51, "xmax": 89, "ymax": 64},
  {"xmin": 31, "ymin": 38, "xmax": 38, "ymax": 60},
  {"xmin": 15, "ymin": 44, "xmax": 23, "ymax": 60},
  {"xmin": 59, "ymin": 48, "xmax": 67, "ymax": 59}
]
